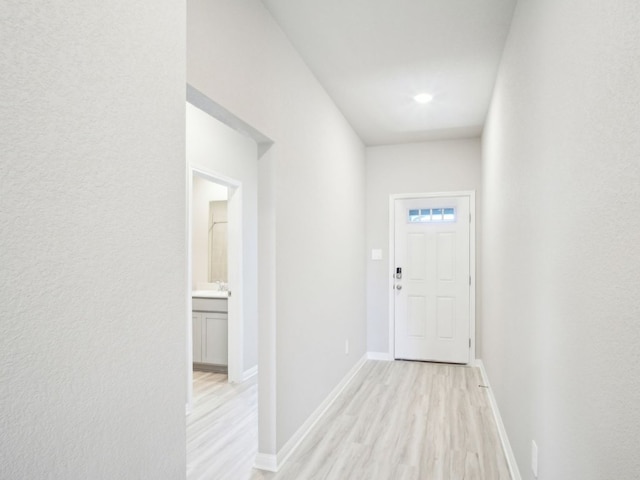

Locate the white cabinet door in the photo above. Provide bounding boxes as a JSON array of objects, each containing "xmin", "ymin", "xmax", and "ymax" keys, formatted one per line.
[
  {"xmin": 202, "ymin": 312, "xmax": 228, "ymax": 366},
  {"xmin": 394, "ymin": 196, "xmax": 471, "ymax": 364},
  {"xmin": 192, "ymin": 313, "xmax": 202, "ymax": 363}
]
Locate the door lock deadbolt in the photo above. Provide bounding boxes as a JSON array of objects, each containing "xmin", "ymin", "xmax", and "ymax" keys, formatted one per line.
[{"xmin": 395, "ymin": 267, "xmax": 402, "ymax": 280}]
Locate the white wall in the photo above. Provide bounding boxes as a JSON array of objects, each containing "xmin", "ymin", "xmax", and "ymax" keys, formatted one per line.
[
  {"xmin": 187, "ymin": 103, "xmax": 259, "ymax": 372},
  {"xmin": 191, "ymin": 175, "xmax": 228, "ymax": 287},
  {"xmin": 482, "ymin": 0, "xmax": 640, "ymax": 478},
  {"xmin": 366, "ymin": 139, "xmax": 482, "ymax": 354},
  {"xmin": 188, "ymin": 0, "xmax": 366, "ymax": 455},
  {"xmin": 0, "ymin": 2, "xmax": 186, "ymax": 479}
]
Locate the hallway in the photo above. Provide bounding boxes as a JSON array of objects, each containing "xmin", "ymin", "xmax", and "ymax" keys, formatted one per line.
[{"xmin": 188, "ymin": 361, "xmax": 510, "ymax": 480}]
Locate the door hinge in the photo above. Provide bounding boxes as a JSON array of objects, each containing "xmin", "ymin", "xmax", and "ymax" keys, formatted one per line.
[
  {"xmin": 469, "ymin": 213, "xmax": 471, "ymax": 223},
  {"xmin": 469, "ymin": 338, "xmax": 471, "ymax": 348},
  {"xmin": 469, "ymin": 276, "xmax": 471, "ymax": 286}
]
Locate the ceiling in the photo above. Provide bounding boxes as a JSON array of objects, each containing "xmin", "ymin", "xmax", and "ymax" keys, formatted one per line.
[{"xmin": 261, "ymin": 0, "xmax": 517, "ymax": 146}]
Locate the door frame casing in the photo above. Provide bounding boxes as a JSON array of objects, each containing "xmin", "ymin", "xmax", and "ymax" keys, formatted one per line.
[{"xmin": 388, "ymin": 191, "xmax": 476, "ymax": 364}]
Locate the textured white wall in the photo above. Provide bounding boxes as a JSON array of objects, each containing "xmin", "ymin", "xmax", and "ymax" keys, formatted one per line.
[
  {"xmin": 188, "ymin": 0, "xmax": 366, "ymax": 454},
  {"xmin": 365, "ymin": 139, "xmax": 482, "ymax": 354},
  {"xmin": 482, "ymin": 0, "xmax": 640, "ymax": 478},
  {"xmin": 187, "ymin": 103, "xmax": 259, "ymax": 371},
  {"xmin": 0, "ymin": 2, "xmax": 186, "ymax": 479}
]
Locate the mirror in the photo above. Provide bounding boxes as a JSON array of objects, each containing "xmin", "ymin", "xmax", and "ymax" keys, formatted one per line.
[
  {"xmin": 208, "ymin": 200, "xmax": 228, "ymax": 283},
  {"xmin": 192, "ymin": 175, "xmax": 228, "ymax": 289}
]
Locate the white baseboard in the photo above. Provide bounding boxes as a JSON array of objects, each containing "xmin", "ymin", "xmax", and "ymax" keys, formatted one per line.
[
  {"xmin": 476, "ymin": 359, "xmax": 522, "ymax": 480},
  {"xmin": 255, "ymin": 353, "xmax": 368, "ymax": 472},
  {"xmin": 242, "ymin": 365, "xmax": 258, "ymax": 382},
  {"xmin": 276, "ymin": 353, "xmax": 368, "ymax": 469},
  {"xmin": 367, "ymin": 351, "xmax": 393, "ymax": 361},
  {"xmin": 254, "ymin": 453, "xmax": 278, "ymax": 472}
]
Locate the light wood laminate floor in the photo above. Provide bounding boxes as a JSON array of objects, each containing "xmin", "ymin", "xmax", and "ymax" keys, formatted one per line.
[
  {"xmin": 187, "ymin": 370, "xmax": 258, "ymax": 480},
  {"xmin": 187, "ymin": 361, "xmax": 511, "ymax": 480}
]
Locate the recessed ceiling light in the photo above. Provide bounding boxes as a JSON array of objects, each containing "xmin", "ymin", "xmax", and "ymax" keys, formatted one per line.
[{"xmin": 414, "ymin": 93, "xmax": 433, "ymax": 104}]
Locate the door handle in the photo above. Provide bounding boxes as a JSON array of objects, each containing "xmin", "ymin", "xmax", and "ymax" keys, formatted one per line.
[{"xmin": 396, "ymin": 284, "xmax": 402, "ymax": 290}]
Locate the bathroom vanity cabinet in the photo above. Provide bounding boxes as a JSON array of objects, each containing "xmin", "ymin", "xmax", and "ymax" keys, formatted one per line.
[{"xmin": 192, "ymin": 295, "xmax": 228, "ymax": 372}]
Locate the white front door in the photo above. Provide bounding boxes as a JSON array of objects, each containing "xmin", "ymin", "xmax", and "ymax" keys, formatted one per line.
[{"xmin": 393, "ymin": 195, "xmax": 471, "ymax": 364}]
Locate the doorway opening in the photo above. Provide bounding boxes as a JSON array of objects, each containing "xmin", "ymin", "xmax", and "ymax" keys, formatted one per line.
[
  {"xmin": 187, "ymin": 168, "xmax": 244, "ymax": 411},
  {"xmin": 186, "ymin": 84, "xmax": 274, "ymax": 474},
  {"xmin": 191, "ymin": 175, "xmax": 229, "ymax": 373}
]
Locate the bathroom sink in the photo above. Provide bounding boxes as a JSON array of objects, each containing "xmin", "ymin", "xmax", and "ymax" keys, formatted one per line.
[{"xmin": 192, "ymin": 290, "xmax": 228, "ymax": 299}]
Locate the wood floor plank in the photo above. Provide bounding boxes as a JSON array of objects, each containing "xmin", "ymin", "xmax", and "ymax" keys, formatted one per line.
[{"xmin": 188, "ymin": 361, "xmax": 511, "ymax": 480}]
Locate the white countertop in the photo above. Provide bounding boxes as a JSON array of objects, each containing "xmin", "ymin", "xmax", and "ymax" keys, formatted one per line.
[{"xmin": 192, "ymin": 290, "xmax": 228, "ymax": 299}]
